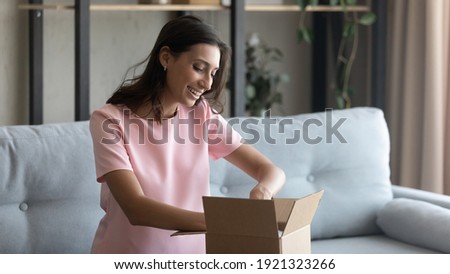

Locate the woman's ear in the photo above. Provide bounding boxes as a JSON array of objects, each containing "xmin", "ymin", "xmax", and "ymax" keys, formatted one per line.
[{"xmin": 159, "ymin": 46, "xmax": 171, "ymax": 69}]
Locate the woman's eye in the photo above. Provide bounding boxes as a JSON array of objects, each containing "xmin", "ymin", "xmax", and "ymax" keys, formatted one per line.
[{"xmin": 193, "ymin": 65, "xmax": 204, "ymax": 72}]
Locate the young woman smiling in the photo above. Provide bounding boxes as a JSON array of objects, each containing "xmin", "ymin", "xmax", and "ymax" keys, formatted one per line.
[{"xmin": 89, "ymin": 15, "xmax": 285, "ymax": 254}]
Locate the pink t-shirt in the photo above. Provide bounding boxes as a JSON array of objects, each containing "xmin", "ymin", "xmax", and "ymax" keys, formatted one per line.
[{"xmin": 89, "ymin": 99, "xmax": 242, "ymax": 253}]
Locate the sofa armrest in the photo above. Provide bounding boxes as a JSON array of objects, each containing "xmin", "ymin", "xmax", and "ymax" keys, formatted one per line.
[
  {"xmin": 377, "ymin": 198, "xmax": 450, "ymax": 253},
  {"xmin": 391, "ymin": 185, "xmax": 450, "ymax": 210}
]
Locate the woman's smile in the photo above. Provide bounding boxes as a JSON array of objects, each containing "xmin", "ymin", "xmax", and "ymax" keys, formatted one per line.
[{"xmin": 187, "ymin": 86, "xmax": 203, "ymax": 100}]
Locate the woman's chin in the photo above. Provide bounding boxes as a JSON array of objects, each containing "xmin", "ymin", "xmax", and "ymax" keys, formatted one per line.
[{"xmin": 182, "ymin": 98, "xmax": 200, "ymax": 108}]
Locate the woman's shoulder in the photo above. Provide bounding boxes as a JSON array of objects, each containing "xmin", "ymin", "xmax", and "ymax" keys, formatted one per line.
[
  {"xmin": 91, "ymin": 104, "xmax": 126, "ymax": 119},
  {"xmin": 90, "ymin": 104, "xmax": 130, "ymax": 129}
]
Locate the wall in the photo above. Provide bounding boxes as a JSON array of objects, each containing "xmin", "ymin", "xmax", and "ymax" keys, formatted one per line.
[
  {"xmin": 0, "ymin": 0, "xmax": 28, "ymax": 125},
  {"xmin": 195, "ymin": 9, "xmax": 312, "ymax": 117},
  {"xmin": 1, "ymin": 0, "xmax": 371, "ymax": 125}
]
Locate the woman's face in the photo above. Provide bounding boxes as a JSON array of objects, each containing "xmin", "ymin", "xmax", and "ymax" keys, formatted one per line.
[{"xmin": 161, "ymin": 43, "xmax": 221, "ymax": 111}]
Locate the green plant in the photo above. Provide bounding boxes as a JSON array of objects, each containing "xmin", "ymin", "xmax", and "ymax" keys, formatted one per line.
[
  {"xmin": 297, "ymin": 0, "xmax": 376, "ymax": 109},
  {"xmin": 245, "ymin": 33, "xmax": 289, "ymax": 116}
]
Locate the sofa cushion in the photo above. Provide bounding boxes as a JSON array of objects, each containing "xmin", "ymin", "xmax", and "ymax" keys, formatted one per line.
[
  {"xmin": 377, "ymin": 198, "xmax": 450, "ymax": 253},
  {"xmin": 0, "ymin": 121, "xmax": 102, "ymax": 253},
  {"xmin": 210, "ymin": 107, "xmax": 393, "ymax": 240}
]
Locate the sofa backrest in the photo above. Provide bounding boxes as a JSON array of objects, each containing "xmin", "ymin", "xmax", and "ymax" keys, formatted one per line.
[
  {"xmin": 0, "ymin": 121, "xmax": 102, "ymax": 253},
  {"xmin": 210, "ymin": 107, "xmax": 393, "ymax": 240}
]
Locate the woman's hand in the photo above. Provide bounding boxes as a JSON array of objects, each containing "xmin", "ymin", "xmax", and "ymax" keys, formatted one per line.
[{"xmin": 249, "ymin": 183, "xmax": 273, "ymax": 200}]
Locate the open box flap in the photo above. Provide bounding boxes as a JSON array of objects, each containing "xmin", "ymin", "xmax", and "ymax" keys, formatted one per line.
[
  {"xmin": 281, "ymin": 190, "xmax": 324, "ymax": 236},
  {"xmin": 202, "ymin": 196, "xmax": 279, "ymax": 238},
  {"xmin": 273, "ymin": 198, "xmax": 297, "ymax": 231}
]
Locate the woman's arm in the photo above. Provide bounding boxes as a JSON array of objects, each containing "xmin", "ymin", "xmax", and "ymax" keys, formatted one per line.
[
  {"xmin": 104, "ymin": 170, "xmax": 206, "ymax": 231},
  {"xmin": 224, "ymin": 144, "xmax": 285, "ymax": 199}
]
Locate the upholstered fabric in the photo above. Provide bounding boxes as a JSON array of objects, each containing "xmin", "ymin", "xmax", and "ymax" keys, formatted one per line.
[
  {"xmin": 1, "ymin": 107, "xmax": 448, "ymax": 254},
  {"xmin": 312, "ymin": 235, "xmax": 440, "ymax": 254},
  {"xmin": 0, "ymin": 122, "xmax": 103, "ymax": 253},
  {"xmin": 377, "ymin": 198, "xmax": 450, "ymax": 253},
  {"xmin": 210, "ymin": 107, "xmax": 393, "ymax": 240},
  {"xmin": 392, "ymin": 185, "xmax": 450, "ymax": 210}
]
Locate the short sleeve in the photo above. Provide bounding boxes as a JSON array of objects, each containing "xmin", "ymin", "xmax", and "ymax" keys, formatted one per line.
[
  {"xmin": 89, "ymin": 108, "xmax": 133, "ymax": 182},
  {"xmin": 202, "ymin": 101, "xmax": 243, "ymax": 160}
]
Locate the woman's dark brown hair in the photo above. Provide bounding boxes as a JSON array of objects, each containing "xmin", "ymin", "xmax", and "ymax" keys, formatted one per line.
[{"xmin": 107, "ymin": 15, "xmax": 231, "ymax": 123}]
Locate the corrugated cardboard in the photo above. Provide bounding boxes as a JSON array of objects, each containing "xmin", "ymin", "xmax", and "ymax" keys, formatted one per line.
[
  {"xmin": 203, "ymin": 190, "xmax": 323, "ymax": 253},
  {"xmin": 172, "ymin": 190, "xmax": 324, "ymax": 254}
]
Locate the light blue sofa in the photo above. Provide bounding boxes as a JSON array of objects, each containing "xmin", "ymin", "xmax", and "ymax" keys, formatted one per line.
[{"xmin": 1, "ymin": 107, "xmax": 450, "ymax": 253}]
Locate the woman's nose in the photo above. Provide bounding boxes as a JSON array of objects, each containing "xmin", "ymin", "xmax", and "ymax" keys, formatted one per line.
[{"xmin": 200, "ymin": 74, "xmax": 213, "ymax": 90}]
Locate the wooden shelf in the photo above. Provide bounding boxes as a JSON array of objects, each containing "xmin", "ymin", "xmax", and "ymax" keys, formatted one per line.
[
  {"xmin": 18, "ymin": 4, "xmax": 369, "ymax": 12},
  {"xmin": 18, "ymin": 4, "xmax": 226, "ymax": 11},
  {"xmin": 246, "ymin": 5, "xmax": 370, "ymax": 12},
  {"xmin": 18, "ymin": 3, "xmax": 74, "ymax": 11},
  {"xmin": 91, "ymin": 4, "xmax": 226, "ymax": 11},
  {"xmin": 20, "ymin": 0, "xmax": 376, "ymax": 124}
]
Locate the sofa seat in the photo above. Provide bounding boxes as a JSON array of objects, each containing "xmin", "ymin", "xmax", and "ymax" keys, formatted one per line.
[{"xmin": 312, "ymin": 235, "xmax": 441, "ymax": 254}]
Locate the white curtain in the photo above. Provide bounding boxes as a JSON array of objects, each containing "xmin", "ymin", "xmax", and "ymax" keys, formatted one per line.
[{"xmin": 386, "ymin": 0, "xmax": 450, "ymax": 194}]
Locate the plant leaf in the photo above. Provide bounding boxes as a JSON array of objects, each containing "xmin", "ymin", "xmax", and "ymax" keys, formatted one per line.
[
  {"xmin": 297, "ymin": 27, "xmax": 313, "ymax": 44},
  {"xmin": 359, "ymin": 12, "xmax": 376, "ymax": 25},
  {"xmin": 345, "ymin": 0, "xmax": 357, "ymax": 5},
  {"xmin": 297, "ymin": 0, "xmax": 308, "ymax": 9},
  {"xmin": 336, "ymin": 94, "xmax": 345, "ymax": 109},
  {"xmin": 309, "ymin": 0, "xmax": 319, "ymax": 6},
  {"xmin": 297, "ymin": 28, "xmax": 304, "ymax": 43},
  {"xmin": 342, "ymin": 22, "xmax": 355, "ymax": 38},
  {"xmin": 302, "ymin": 27, "xmax": 313, "ymax": 43},
  {"xmin": 245, "ymin": 85, "xmax": 256, "ymax": 99}
]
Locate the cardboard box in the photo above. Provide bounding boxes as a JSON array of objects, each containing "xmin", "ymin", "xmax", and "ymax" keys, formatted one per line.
[{"xmin": 173, "ymin": 190, "xmax": 324, "ymax": 254}]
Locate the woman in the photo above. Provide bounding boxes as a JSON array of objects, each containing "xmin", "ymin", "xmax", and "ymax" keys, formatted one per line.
[{"xmin": 89, "ymin": 15, "xmax": 285, "ymax": 253}]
